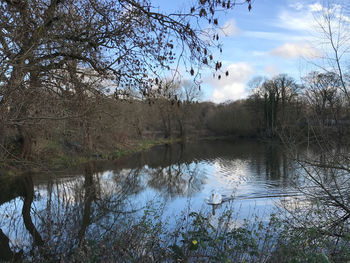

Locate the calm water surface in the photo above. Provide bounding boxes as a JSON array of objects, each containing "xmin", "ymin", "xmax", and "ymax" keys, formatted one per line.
[{"xmin": 0, "ymin": 139, "xmax": 299, "ymax": 258}]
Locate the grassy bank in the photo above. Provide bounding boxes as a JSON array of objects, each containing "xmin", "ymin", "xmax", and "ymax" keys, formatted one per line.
[
  {"xmin": 1, "ymin": 135, "xmax": 266, "ymax": 175},
  {"xmin": 110, "ymin": 137, "xmax": 183, "ymax": 159},
  {"xmin": 1, "ymin": 136, "xmax": 185, "ymax": 174}
]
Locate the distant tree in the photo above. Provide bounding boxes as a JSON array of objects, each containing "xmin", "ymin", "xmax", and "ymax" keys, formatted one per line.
[
  {"xmin": 271, "ymin": 74, "xmax": 301, "ymax": 129},
  {"xmin": 249, "ymin": 74, "xmax": 301, "ymax": 136},
  {"xmin": 180, "ymin": 80, "xmax": 203, "ymax": 103},
  {"xmin": 303, "ymin": 71, "xmax": 343, "ymax": 127}
]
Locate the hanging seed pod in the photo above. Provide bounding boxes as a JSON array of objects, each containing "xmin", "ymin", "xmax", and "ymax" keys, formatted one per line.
[
  {"xmin": 199, "ymin": 8, "xmax": 207, "ymax": 17},
  {"xmin": 210, "ymin": 7, "xmax": 214, "ymax": 15}
]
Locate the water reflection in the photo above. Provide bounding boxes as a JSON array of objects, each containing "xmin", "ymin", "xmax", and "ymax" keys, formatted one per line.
[
  {"xmin": 0, "ymin": 175, "xmax": 42, "ymax": 260},
  {"xmin": 0, "ymin": 139, "xmax": 298, "ymax": 261}
]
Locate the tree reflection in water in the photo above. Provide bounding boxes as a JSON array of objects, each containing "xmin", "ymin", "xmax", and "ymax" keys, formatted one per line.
[
  {"xmin": 0, "ymin": 159, "xmax": 205, "ymax": 260},
  {"xmin": 0, "ymin": 175, "xmax": 43, "ymax": 260},
  {"xmin": 0, "ymin": 140, "xmax": 299, "ymax": 261},
  {"xmin": 147, "ymin": 162, "xmax": 204, "ymax": 198}
]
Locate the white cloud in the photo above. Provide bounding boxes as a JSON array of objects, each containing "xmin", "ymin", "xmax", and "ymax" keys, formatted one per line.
[
  {"xmin": 290, "ymin": 2, "xmax": 304, "ymax": 11},
  {"xmin": 273, "ymin": 2, "xmax": 350, "ymax": 64},
  {"xmin": 278, "ymin": 2, "xmax": 350, "ymax": 32},
  {"xmin": 270, "ymin": 42, "xmax": 320, "ymax": 59},
  {"xmin": 309, "ymin": 3, "xmax": 323, "ymax": 12},
  {"xmin": 278, "ymin": 9, "xmax": 316, "ymax": 31},
  {"xmin": 208, "ymin": 62, "xmax": 254, "ymax": 103},
  {"xmin": 221, "ymin": 19, "xmax": 240, "ymax": 36}
]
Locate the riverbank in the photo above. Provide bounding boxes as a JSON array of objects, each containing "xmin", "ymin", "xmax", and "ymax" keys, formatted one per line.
[
  {"xmin": 1, "ymin": 134, "xmax": 267, "ymax": 177},
  {"xmin": 0, "ymin": 133, "xmax": 284, "ymax": 178},
  {"xmin": 0, "ymin": 137, "xmax": 183, "ymax": 175}
]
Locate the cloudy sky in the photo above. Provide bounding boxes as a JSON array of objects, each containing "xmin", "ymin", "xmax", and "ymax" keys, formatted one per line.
[
  {"xmin": 153, "ymin": 0, "xmax": 349, "ymax": 103},
  {"xmin": 201, "ymin": 0, "xmax": 330, "ymax": 103}
]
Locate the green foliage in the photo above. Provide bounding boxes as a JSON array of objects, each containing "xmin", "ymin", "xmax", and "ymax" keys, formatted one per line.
[
  {"xmin": 24, "ymin": 201, "xmax": 350, "ymax": 262},
  {"xmin": 270, "ymin": 223, "xmax": 350, "ymax": 263},
  {"xmin": 167, "ymin": 210, "xmax": 281, "ymax": 262}
]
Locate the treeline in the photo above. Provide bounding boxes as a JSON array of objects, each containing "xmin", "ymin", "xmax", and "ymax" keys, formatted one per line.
[
  {"xmin": 0, "ymin": 79, "xmax": 247, "ymax": 163},
  {"xmin": 210, "ymin": 72, "xmax": 350, "ymax": 142},
  {"xmin": 2, "ymin": 70, "xmax": 350, "ymax": 164}
]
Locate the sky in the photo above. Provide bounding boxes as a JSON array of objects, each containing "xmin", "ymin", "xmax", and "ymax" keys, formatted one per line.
[
  {"xmin": 155, "ymin": 0, "xmax": 349, "ymax": 103},
  {"xmin": 203, "ymin": 0, "xmax": 328, "ymax": 103}
]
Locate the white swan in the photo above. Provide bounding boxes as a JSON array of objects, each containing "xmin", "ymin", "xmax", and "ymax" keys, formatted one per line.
[{"xmin": 207, "ymin": 191, "xmax": 222, "ymax": 205}]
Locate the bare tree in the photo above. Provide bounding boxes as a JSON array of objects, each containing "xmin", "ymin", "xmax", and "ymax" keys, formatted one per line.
[
  {"xmin": 180, "ymin": 80, "xmax": 203, "ymax": 103},
  {"xmin": 303, "ymin": 71, "xmax": 343, "ymax": 128},
  {"xmin": 313, "ymin": 1, "xmax": 350, "ymax": 101},
  {"xmin": 248, "ymin": 74, "xmax": 301, "ymax": 137},
  {"xmin": 281, "ymin": 1, "xmax": 350, "ymax": 254}
]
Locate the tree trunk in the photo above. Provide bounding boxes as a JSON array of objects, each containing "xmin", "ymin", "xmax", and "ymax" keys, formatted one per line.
[
  {"xmin": 18, "ymin": 126, "xmax": 33, "ymax": 160},
  {"xmin": 0, "ymin": 229, "xmax": 16, "ymax": 262}
]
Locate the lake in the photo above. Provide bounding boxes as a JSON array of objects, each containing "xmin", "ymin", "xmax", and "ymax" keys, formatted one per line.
[{"xmin": 0, "ymin": 139, "xmax": 300, "ymax": 260}]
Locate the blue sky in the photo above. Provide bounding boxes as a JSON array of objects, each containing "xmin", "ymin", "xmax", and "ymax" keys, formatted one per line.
[
  {"xmin": 202, "ymin": 0, "xmax": 328, "ymax": 102},
  {"xmin": 155, "ymin": 0, "xmax": 347, "ymax": 102}
]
